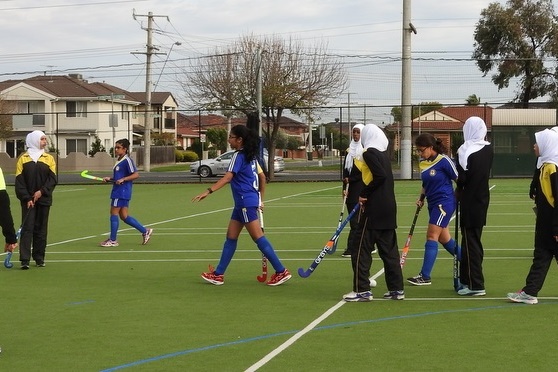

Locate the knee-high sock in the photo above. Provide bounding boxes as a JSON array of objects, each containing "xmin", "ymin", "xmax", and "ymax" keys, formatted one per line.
[
  {"xmin": 123, "ymin": 216, "xmax": 146, "ymax": 234},
  {"xmin": 442, "ymin": 238, "xmax": 461, "ymax": 261},
  {"xmin": 110, "ymin": 215, "xmax": 119, "ymax": 241},
  {"xmin": 215, "ymin": 238, "xmax": 238, "ymax": 275},
  {"xmin": 255, "ymin": 236, "xmax": 285, "ymax": 273},
  {"xmin": 420, "ymin": 240, "xmax": 439, "ymax": 279}
]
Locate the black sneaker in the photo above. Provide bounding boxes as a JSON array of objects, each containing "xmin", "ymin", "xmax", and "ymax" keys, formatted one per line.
[
  {"xmin": 407, "ymin": 273, "xmax": 431, "ymax": 286},
  {"xmin": 21, "ymin": 262, "xmax": 29, "ymax": 270},
  {"xmin": 383, "ymin": 290, "xmax": 405, "ymax": 300},
  {"xmin": 341, "ymin": 250, "xmax": 351, "ymax": 258},
  {"xmin": 36, "ymin": 262, "xmax": 45, "ymax": 267}
]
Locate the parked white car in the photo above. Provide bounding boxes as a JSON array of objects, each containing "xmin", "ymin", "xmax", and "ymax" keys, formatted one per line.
[{"xmin": 190, "ymin": 149, "xmax": 285, "ymax": 178}]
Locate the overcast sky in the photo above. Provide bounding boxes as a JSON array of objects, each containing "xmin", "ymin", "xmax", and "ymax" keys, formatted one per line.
[{"xmin": 0, "ymin": 0, "xmax": 538, "ymax": 123}]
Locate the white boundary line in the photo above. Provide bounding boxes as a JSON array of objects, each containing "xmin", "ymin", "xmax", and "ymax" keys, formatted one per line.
[{"xmin": 245, "ymin": 300, "xmax": 346, "ymax": 372}]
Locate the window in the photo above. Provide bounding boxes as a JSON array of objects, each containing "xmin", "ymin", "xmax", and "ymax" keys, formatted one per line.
[
  {"xmin": 66, "ymin": 101, "xmax": 87, "ymax": 117},
  {"xmin": 16, "ymin": 101, "xmax": 41, "ymax": 114},
  {"xmin": 66, "ymin": 139, "xmax": 88, "ymax": 155}
]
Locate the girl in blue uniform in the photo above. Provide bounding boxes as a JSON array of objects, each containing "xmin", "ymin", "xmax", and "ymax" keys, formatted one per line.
[
  {"xmin": 100, "ymin": 139, "xmax": 152, "ymax": 247},
  {"xmin": 407, "ymin": 133, "xmax": 459, "ymax": 286},
  {"xmin": 193, "ymin": 125, "xmax": 291, "ymax": 286}
]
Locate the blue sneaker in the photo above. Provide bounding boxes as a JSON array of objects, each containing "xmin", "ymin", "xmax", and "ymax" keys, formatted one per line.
[{"xmin": 343, "ymin": 291, "xmax": 372, "ymax": 302}]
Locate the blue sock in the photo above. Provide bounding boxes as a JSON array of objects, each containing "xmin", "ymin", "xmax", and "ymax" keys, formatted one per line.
[
  {"xmin": 215, "ymin": 238, "xmax": 238, "ymax": 275},
  {"xmin": 420, "ymin": 240, "xmax": 439, "ymax": 279},
  {"xmin": 443, "ymin": 239, "xmax": 461, "ymax": 261},
  {"xmin": 110, "ymin": 215, "xmax": 119, "ymax": 241},
  {"xmin": 123, "ymin": 216, "xmax": 146, "ymax": 234},
  {"xmin": 255, "ymin": 236, "xmax": 285, "ymax": 273}
]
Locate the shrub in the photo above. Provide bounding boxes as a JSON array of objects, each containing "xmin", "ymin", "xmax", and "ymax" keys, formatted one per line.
[
  {"xmin": 182, "ymin": 150, "xmax": 198, "ymax": 162},
  {"xmin": 175, "ymin": 149, "xmax": 184, "ymax": 163}
]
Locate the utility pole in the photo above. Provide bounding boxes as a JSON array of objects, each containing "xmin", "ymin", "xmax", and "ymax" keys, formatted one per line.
[
  {"xmin": 400, "ymin": 0, "xmax": 417, "ymax": 179},
  {"xmin": 132, "ymin": 10, "xmax": 167, "ymax": 172}
]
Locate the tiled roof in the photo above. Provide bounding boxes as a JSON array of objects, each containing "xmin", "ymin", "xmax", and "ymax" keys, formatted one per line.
[{"xmin": 0, "ymin": 75, "xmax": 173, "ymax": 105}]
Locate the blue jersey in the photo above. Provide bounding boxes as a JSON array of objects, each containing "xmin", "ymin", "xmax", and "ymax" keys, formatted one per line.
[
  {"xmin": 110, "ymin": 154, "xmax": 137, "ymax": 200},
  {"xmin": 227, "ymin": 150, "xmax": 260, "ymax": 208},
  {"xmin": 419, "ymin": 154, "xmax": 458, "ymax": 206}
]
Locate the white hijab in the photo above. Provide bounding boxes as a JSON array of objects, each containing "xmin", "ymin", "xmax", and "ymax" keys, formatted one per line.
[
  {"xmin": 357, "ymin": 124, "xmax": 388, "ymax": 160},
  {"xmin": 536, "ymin": 126, "xmax": 558, "ymax": 168},
  {"xmin": 344, "ymin": 124, "xmax": 364, "ymax": 172},
  {"xmin": 26, "ymin": 130, "xmax": 46, "ymax": 163},
  {"xmin": 458, "ymin": 116, "xmax": 490, "ymax": 170},
  {"xmin": 535, "ymin": 128, "xmax": 558, "ymax": 169}
]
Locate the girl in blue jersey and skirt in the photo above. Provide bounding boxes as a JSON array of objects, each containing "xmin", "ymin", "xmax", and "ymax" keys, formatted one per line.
[
  {"xmin": 100, "ymin": 139, "xmax": 152, "ymax": 247},
  {"xmin": 193, "ymin": 125, "xmax": 291, "ymax": 286},
  {"xmin": 407, "ymin": 133, "xmax": 459, "ymax": 286}
]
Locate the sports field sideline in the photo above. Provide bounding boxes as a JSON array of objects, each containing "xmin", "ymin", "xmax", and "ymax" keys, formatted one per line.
[{"xmin": 1, "ymin": 178, "xmax": 556, "ymax": 371}]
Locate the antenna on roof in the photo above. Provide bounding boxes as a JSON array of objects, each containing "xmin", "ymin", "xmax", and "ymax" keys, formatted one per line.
[{"xmin": 42, "ymin": 65, "xmax": 56, "ymax": 82}]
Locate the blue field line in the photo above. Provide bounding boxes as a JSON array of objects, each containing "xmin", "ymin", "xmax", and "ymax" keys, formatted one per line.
[{"xmin": 99, "ymin": 301, "xmax": 558, "ymax": 371}]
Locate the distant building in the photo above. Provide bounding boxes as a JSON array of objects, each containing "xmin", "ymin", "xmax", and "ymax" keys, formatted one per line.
[{"xmin": 0, "ymin": 74, "xmax": 177, "ymax": 157}]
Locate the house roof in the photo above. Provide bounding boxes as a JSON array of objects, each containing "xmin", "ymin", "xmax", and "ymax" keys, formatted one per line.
[
  {"xmin": 409, "ymin": 106, "xmax": 494, "ymax": 131},
  {"xmin": 0, "ymin": 74, "xmax": 174, "ymax": 106}
]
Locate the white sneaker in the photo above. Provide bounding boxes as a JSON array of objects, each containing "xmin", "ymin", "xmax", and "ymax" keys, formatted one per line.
[
  {"xmin": 142, "ymin": 228, "xmax": 153, "ymax": 245},
  {"xmin": 457, "ymin": 286, "xmax": 486, "ymax": 296},
  {"xmin": 343, "ymin": 291, "xmax": 372, "ymax": 302},
  {"xmin": 507, "ymin": 290, "xmax": 538, "ymax": 304},
  {"xmin": 100, "ymin": 239, "xmax": 119, "ymax": 247}
]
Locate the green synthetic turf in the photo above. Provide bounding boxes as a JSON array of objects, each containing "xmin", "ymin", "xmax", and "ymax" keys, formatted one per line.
[{"xmin": 1, "ymin": 179, "xmax": 557, "ymax": 371}]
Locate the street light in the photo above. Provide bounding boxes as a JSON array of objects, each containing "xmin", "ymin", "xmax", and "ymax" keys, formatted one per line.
[{"xmin": 153, "ymin": 41, "xmax": 181, "ymax": 92}]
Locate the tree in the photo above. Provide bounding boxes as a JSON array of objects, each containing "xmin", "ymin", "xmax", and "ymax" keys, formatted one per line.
[
  {"xmin": 151, "ymin": 132, "xmax": 175, "ymax": 146},
  {"xmin": 473, "ymin": 0, "xmax": 558, "ymax": 107},
  {"xmin": 206, "ymin": 128, "xmax": 227, "ymax": 152},
  {"xmin": 390, "ymin": 102, "xmax": 443, "ymax": 122},
  {"xmin": 466, "ymin": 94, "xmax": 481, "ymax": 106},
  {"xmin": 181, "ymin": 34, "xmax": 347, "ymax": 179},
  {"xmin": 88, "ymin": 136, "xmax": 106, "ymax": 157},
  {"xmin": 0, "ymin": 96, "xmax": 15, "ymax": 140}
]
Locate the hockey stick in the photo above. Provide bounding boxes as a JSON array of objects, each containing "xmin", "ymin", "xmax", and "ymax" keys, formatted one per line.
[
  {"xmin": 298, "ymin": 204, "xmax": 360, "ymax": 278},
  {"xmin": 329, "ymin": 184, "xmax": 349, "ymax": 254},
  {"xmin": 5, "ymin": 206, "xmax": 32, "ymax": 269},
  {"xmin": 400, "ymin": 194, "xmax": 425, "ymax": 268},
  {"xmin": 256, "ymin": 209, "xmax": 268, "ymax": 282},
  {"xmin": 369, "ymin": 194, "xmax": 424, "ymax": 286},
  {"xmin": 80, "ymin": 170, "xmax": 113, "ymax": 182},
  {"xmin": 453, "ymin": 201, "xmax": 460, "ymax": 291}
]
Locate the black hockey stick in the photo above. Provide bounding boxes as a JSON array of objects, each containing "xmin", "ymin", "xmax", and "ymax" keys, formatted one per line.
[{"xmin": 298, "ymin": 204, "xmax": 360, "ymax": 278}]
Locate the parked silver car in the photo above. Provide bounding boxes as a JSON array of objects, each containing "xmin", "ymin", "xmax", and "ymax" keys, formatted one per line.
[{"xmin": 190, "ymin": 149, "xmax": 285, "ymax": 178}]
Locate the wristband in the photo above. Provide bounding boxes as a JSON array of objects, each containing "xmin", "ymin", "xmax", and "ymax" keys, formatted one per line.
[{"xmin": 207, "ymin": 187, "xmax": 213, "ymax": 194}]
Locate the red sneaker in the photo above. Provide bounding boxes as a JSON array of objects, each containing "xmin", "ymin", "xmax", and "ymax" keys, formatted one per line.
[
  {"xmin": 267, "ymin": 269, "xmax": 291, "ymax": 286},
  {"xmin": 201, "ymin": 265, "xmax": 224, "ymax": 286}
]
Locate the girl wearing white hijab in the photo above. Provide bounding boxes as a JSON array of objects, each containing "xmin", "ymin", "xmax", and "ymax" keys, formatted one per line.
[
  {"xmin": 341, "ymin": 124, "xmax": 365, "ymax": 258},
  {"xmin": 14, "ymin": 130, "xmax": 57, "ymax": 269},
  {"xmin": 343, "ymin": 124, "xmax": 404, "ymax": 302},
  {"xmin": 455, "ymin": 116, "xmax": 493, "ymax": 296},
  {"xmin": 508, "ymin": 128, "xmax": 558, "ymax": 305}
]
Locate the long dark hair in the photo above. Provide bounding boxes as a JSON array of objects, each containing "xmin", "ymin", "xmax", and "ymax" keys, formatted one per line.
[
  {"xmin": 116, "ymin": 138, "xmax": 130, "ymax": 154},
  {"xmin": 415, "ymin": 133, "xmax": 447, "ymax": 155},
  {"xmin": 230, "ymin": 124, "xmax": 259, "ymax": 160}
]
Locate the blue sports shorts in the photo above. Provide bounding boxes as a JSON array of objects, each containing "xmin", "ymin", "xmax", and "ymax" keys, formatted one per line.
[
  {"xmin": 427, "ymin": 200, "xmax": 455, "ymax": 228},
  {"xmin": 111, "ymin": 198, "xmax": 130, "ymax": 208},
  {"xmin": 231, "ymin": 206, "xmax": 259, "ymax": 224}
]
